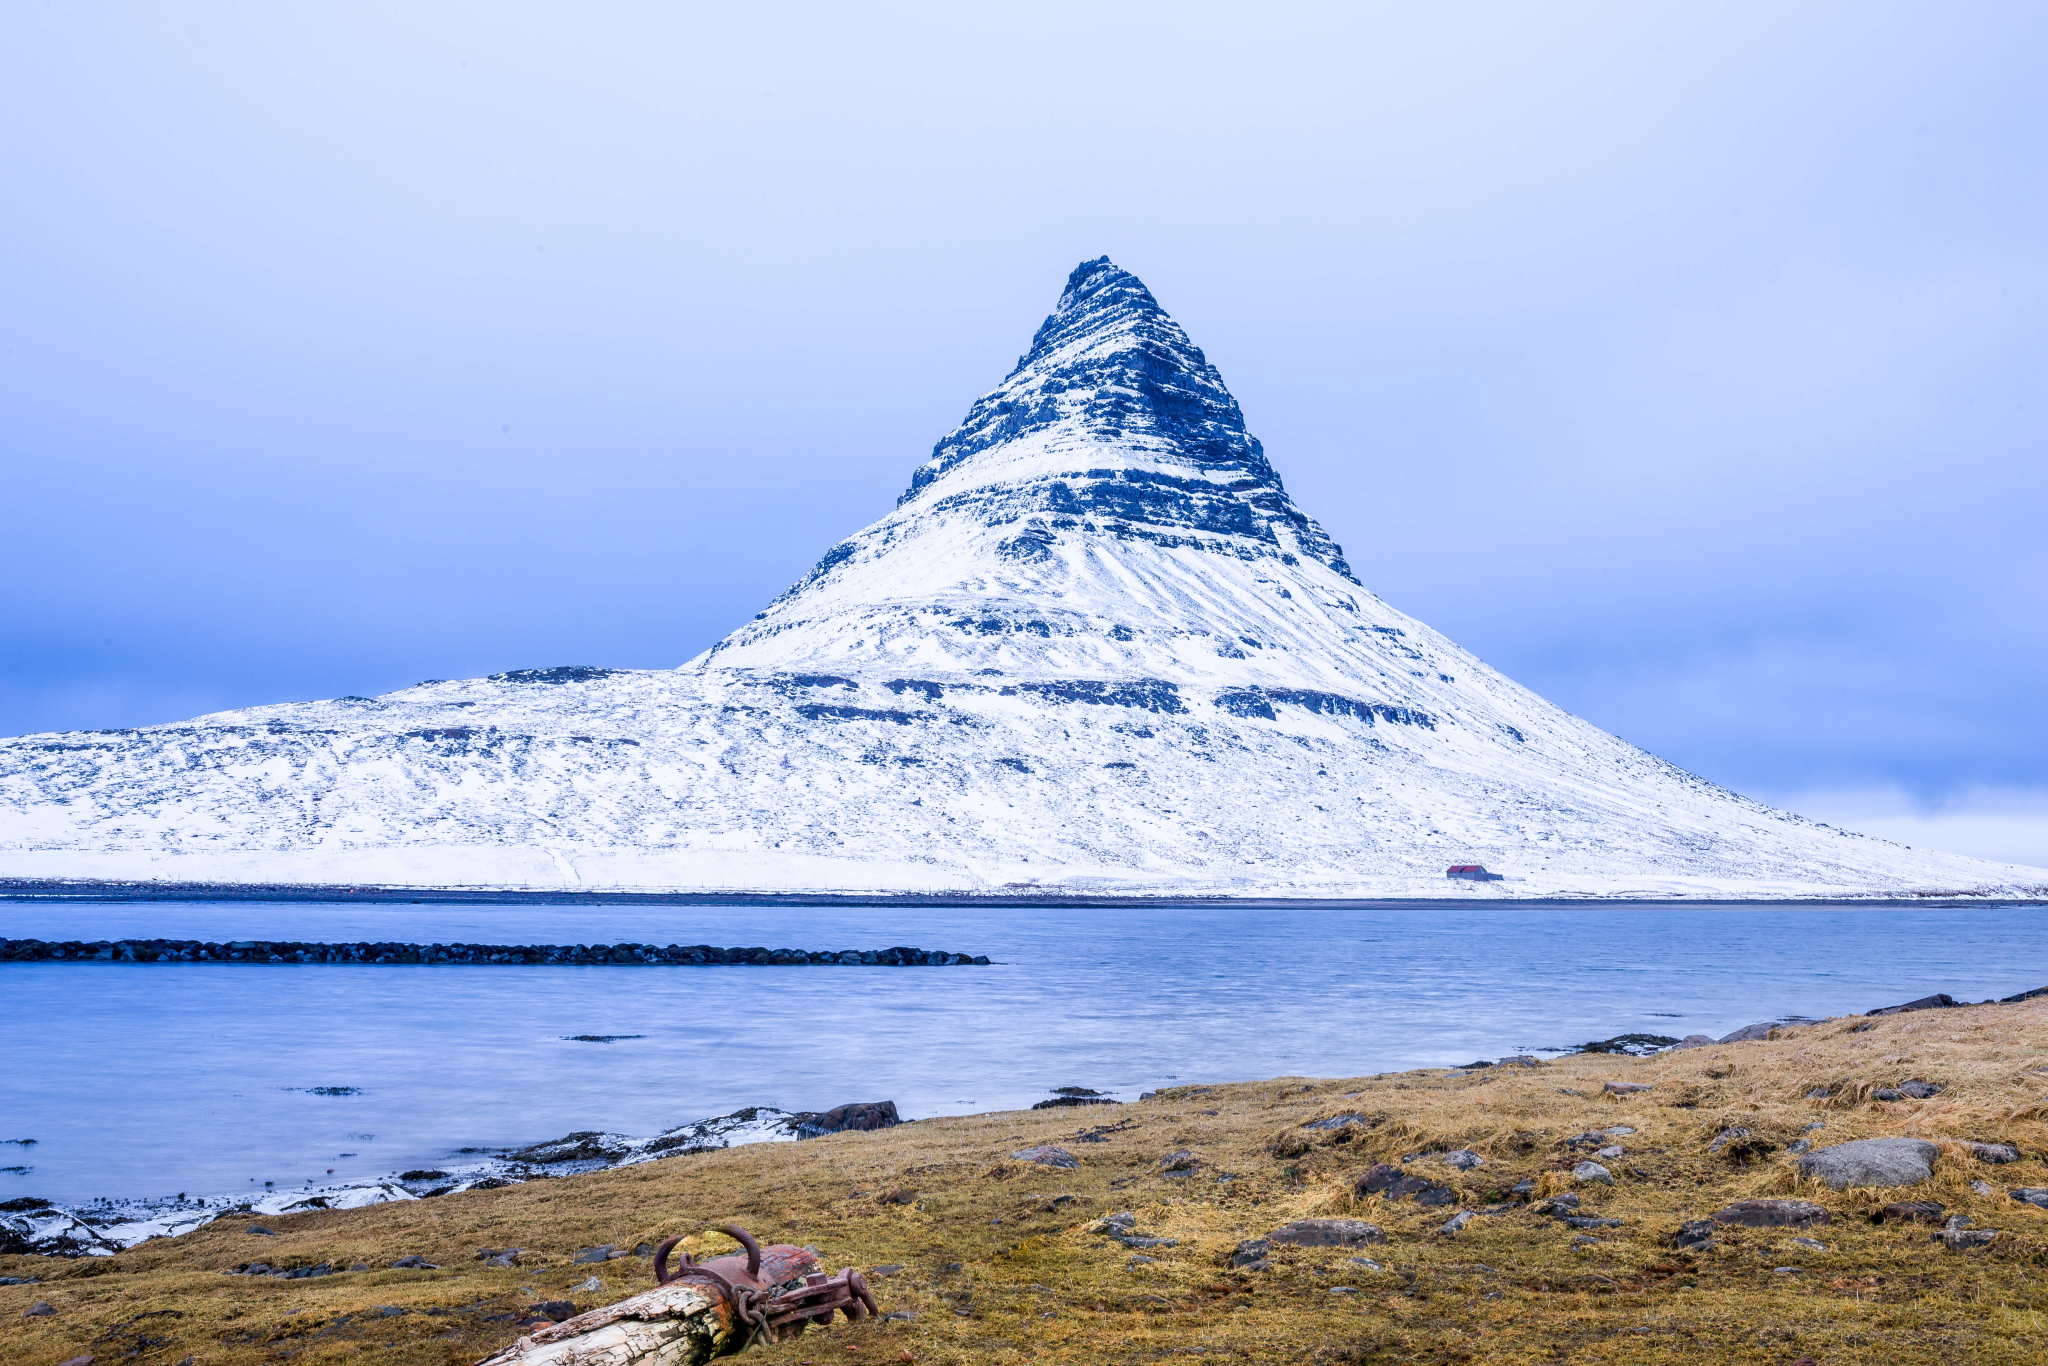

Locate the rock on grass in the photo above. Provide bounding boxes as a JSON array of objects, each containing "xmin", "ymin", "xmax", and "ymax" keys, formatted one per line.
[
  {"xmin": 1938, "ymin": 1227, "xmax": 1999, "ymax": 1252},
  {"xmin": 1877, "ymin": 1201, "xmax": 1945, "ymax": 1223},
  {"xmin": 1354, "ymin": 1163, "xmax": 1457, "ymax": 1205},
  {"xmin": 1009, "ymin": 1144, "xmax": 1077, "ymax": 1169},
  {"xmin": 1710, "ymin": 1200, "xmax": 1830, "ymax": 1228},
  {"xmin": 1797, "ymin": 1137, "xmax": 1939, "ymax": 1190},
  {"xmin": 1268, "ymin": 1219, "xmax": 1386, "ymax": 1247}
]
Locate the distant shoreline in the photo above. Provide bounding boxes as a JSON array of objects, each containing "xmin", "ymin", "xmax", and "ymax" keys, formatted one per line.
[{"xmin": 0, "ymin": 876, "xmax": 2035, "ymax": 909}]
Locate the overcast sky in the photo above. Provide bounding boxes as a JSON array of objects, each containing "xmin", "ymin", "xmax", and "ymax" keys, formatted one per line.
[{"xmin": 4, "ymin": 3, "xmax": 2043, "ymax": 865}]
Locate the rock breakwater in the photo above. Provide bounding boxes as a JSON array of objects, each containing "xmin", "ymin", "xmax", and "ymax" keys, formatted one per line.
[{"xmin": 0, "ymin": 938, "xmax": 990, "ymax": 965}]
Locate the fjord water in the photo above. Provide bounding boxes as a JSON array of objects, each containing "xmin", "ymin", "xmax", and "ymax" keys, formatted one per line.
[{"xmin": 2, "ymin": 900, "xmax": 2042, "ymax": 1205}]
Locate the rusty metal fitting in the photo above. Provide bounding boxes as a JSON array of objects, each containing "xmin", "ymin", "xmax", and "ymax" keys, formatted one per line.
[{"xmin": 651, "ymin": 1223, "xmax": 879, "ymax": 1348}]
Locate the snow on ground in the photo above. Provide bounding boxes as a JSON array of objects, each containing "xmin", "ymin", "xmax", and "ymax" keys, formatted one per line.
[{"xmin": 1, "ymin": 1107, "xmax": 807, "ymax": 1257}]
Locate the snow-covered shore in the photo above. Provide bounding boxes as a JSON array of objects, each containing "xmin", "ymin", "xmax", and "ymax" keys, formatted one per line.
[{"xmin": 1, "ymin": 1106, "xmax": 807, "ymax": 1258}]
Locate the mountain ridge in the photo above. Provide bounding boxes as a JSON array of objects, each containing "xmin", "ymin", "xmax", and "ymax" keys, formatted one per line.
[{"xmin": 1, "ymin": 258, "xmax": 2040, "ymax": 898}]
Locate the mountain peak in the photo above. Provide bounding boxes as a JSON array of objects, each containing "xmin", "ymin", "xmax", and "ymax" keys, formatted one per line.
[
  {"xmin": 696, "ymin": 258, "xmax": 1370, "ymax": 681},
  {"xmin": 890, "ymin": 257, "xmax": 1355, "ymax": 582},
  {"xmin": 1012, "ymin": 255, "xmax": 1171, "ymax": 377}
]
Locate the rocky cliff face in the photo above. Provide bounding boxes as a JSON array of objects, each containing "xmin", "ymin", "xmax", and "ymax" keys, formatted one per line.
[
  {"xmin": 899, "ymin": 256, "xmax": 1353, "ymax": 576},
  {"xmin": 0, "ymin": 259, "xmax": 2038, "ymax": 897}
]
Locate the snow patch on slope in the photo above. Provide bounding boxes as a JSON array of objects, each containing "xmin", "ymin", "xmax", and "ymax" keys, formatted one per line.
[{"xmin": 1, "ymin": 259, "xmax": 2039, "ymax": 899}]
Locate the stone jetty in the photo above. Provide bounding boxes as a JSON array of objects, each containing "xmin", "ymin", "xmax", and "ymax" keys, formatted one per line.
[{"xmin": 0, "ymin": 938, "xmax": 989, "ymax": 965}]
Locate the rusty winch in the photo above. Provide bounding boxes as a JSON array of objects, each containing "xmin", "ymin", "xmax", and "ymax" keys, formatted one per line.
[
  {"xmin": 653, "ymin": 1224, "xmax": 879, "ymax": 1348},
  {"xmin": 477, "ymin": 1222, "xmax": 881, "ymax": 1364}
]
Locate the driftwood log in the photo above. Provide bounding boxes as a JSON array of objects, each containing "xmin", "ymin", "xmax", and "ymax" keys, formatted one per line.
[
  {"xmin": 476, "ymin": 1279, "xmax": 732, "ymax": 1366},
  {"xmin": 477, "ymin": 1227, "xmax": 877, "ymax": 1366}
]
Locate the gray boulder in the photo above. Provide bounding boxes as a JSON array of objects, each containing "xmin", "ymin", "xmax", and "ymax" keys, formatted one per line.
[
  {"xmin": 1267, "ymin": 1218, "xmax": 1386, "ymax": 1248},
  {"xmin": 1876, "ymin": 1200, "xmax": 1944, "ymax": 1223},
  {"xmin": 1710, "ymin": 1199, "xmax": 1829, "ymax": 1228},
  {"xmin": 1009, "ymin": 1144, "xmax": 1078, "ymax": 1169},
  {"xmin": 1674, "ymin": 1218, "xmax": 1715, "ymax": 1250},
  {"xmin": 1958, "ymin": 1141, "xmax": 2019, "ymax": 1163},
  {"xmin": 1798, "ymin": 1137, "xmax": 1939, "ymax": 1190},
  {"xmin": 795, "ymin": 1100, "xmax": 901, "ymax": 1139},
  {"xmin": 1571, "ymin": 1161, "xmax": 1614, "ymax": 1186},
  {"xmin": 1716, "ymin": 1022, "xmax": 1783, "ymax": 1043},
  {"xmin": 1228, "ymin": 1238, "xmax": 1271, "ymax": 1269},
  {"xmin": 1867, "ymin": 993, "xmax": 1960, "ymax": 1017},
  {"xmin": 1672, "ymin": 1034, "xmax": 1716, "ymax": 1049},
  {"xmin": 2010, "ymin": 1188, "xmax": 2048, "ymax": 1209},
  {"xmin": 1354, "ymin": 1163, "xmax": 1456, "ymax": 1205},
  {"xmin": 1441, "ymin": 1149, "xmax": 1485, "ymax": 1170},
  {"xmin": 1707, "ymin": 1126, "xmax": 1752, "ymax": 1153}
]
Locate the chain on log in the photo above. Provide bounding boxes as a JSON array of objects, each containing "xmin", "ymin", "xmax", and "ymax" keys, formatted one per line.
[{"xmin": 476, "ymin": 1224, "xmax": 879, "ymax": 1365}]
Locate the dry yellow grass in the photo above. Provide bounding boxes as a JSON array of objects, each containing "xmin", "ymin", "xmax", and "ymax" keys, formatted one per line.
[{"xmin": 7, "ymin": 998, "xmax": 2048, "ymax": 1365}]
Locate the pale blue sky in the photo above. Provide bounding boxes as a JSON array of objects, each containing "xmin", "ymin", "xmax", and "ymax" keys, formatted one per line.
[{"xmin": 3, "ymin": 3, "xmax": 2043, "ymax": 861}]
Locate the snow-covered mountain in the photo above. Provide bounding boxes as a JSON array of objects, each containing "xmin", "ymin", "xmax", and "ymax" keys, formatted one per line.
[{"xmin": 2, "ymin": 258, "xmax": 2038, "ymax": 898}]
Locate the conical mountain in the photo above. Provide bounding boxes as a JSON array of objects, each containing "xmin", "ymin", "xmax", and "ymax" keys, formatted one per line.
[
  {"xmin": 0, "ymin": 260, "xmax": 2038, "ymax": 898},
  {"xmin": 705, "ymin": 256, "xmax": 1366, "ymax": 683}
]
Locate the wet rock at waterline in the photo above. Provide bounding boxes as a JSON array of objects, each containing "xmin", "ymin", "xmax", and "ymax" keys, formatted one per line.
[{"xmin": 794, "ymin": 1101, "xmax": 901, "ymax": 1139}]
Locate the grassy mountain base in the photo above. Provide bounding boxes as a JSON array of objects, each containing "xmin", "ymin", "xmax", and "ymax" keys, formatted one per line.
[{"xmin": 7, "ymin": 999, "xmax": 2048, "ymax": 1365}]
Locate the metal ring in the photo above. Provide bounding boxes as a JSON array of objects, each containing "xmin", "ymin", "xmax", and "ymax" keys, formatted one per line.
[
  {"xmin": 652, "ymin": 1235, "xmax": 687, "ymax": 1285},
  {"xmin": 714, "ymin": 1224, "xmax": 762, "ymax": 1278}
]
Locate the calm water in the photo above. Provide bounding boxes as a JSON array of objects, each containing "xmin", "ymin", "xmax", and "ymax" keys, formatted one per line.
[{"xmin": 2, "ymin": 899, "xmax": 2042, "ymax": 1205}]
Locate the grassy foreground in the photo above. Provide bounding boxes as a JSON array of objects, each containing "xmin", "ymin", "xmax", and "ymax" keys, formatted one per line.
[{"xmin": 6, "ymin": 1000, "xmax": 2048, "ymax": 1366}]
